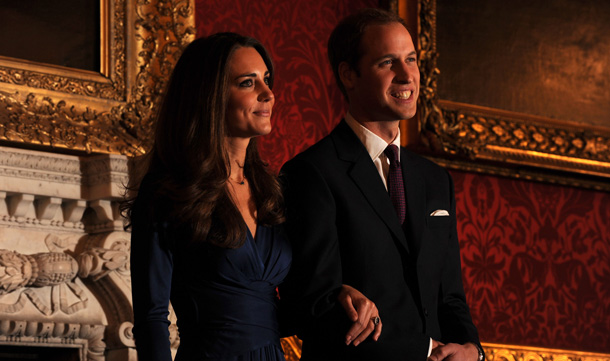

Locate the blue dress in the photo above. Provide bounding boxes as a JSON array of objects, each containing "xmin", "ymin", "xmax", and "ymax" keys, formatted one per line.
[{"xmin": 131, "ymin": 209, "xmax": 292, "ymax": 361}]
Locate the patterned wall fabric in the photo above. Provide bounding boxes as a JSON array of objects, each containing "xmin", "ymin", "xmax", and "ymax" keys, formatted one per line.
[
  {"xmin": 196, "ymin": 0, "xmax": 610, "ymax": 353},
  {"xmin": 196, "ymin": 0, "xmax": 377, "ymax": 171},
  {"xmin": 452, "ymin": 170, "xmax": 610, "ymax": 353}
]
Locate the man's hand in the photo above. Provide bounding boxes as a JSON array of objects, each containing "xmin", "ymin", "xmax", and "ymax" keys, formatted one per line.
[
  {"xmin": 428, "ymin": 342, "xmax": 479, "ymax": 361},
  {"xmin": 432, "ymin": 339, "xmax": 445, "ymax": 351},
  {"xmin": 337, "ymin": 284, "xmax": 382, "ymax": 346}
]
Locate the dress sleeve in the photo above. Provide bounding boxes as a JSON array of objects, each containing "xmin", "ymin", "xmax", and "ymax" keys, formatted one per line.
[{"xmin": 130, "ymin": 195, "xmax": 174, "ymax": 361}]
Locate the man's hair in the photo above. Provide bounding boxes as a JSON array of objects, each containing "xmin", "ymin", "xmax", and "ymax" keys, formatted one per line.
[{"xmin": 328, "ymin": 8, "xmax": 408, "ymax": 100}]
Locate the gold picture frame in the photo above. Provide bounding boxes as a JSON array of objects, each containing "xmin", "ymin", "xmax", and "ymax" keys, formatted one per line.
[
  {"xmin": 391, "ymin": 0, "xmax": 610, "ymax": 191},
  {"xmin": 0, "ymin": 0, "xmax": 196, "ymax": 155}
]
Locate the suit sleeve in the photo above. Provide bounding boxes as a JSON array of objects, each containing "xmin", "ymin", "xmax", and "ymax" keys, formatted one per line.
[
  {"xmin": 278, "ymin": 157, "xmax": 347, "ymax": 339},
  {"xmin": 130, "ymin": 196, "xmax": 174, "ymax": 361},
  {"xmin": 438, "ymin": 170, "xmax": 481, "ymax": 346}
]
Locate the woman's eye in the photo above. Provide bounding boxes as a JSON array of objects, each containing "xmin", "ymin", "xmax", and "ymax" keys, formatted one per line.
[
  {"xmin": 264, "ymin": 77, "xmax": 270, "ymax": 86},
  {"xmin": 239, "ymin": 79, "xmax": 253, "ymax": 87}
]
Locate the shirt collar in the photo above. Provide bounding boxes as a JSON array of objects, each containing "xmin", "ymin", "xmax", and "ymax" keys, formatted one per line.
[{"xmin": 344, "ymin": 112, "xmax": 401, "ymax": 161}]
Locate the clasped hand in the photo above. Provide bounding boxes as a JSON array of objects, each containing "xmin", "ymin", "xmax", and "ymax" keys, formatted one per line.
[{"xmin": 337, "ymin": 284, "xmax": 382, "ymax": 346}]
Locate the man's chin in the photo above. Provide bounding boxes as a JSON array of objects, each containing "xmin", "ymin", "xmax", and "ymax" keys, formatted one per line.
[{"xmin": 393, "ymin": 110, "xmax": 417, "ymax": 121}]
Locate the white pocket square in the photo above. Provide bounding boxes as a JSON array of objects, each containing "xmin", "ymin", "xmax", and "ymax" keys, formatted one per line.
[{"xmin": 430, "ymin": 209, "xmax": 449, "ymax": 216}]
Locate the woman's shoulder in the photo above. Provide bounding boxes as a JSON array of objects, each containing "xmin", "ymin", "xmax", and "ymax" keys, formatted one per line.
[{"xmin": 132, "ymin": 172, "xmax": 172, "ymax": 222}]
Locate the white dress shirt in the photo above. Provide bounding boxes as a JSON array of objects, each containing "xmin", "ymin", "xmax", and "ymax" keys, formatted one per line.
[{"xmin": 344, "ymin": 112, "xmax": 400, "ymax": 191}]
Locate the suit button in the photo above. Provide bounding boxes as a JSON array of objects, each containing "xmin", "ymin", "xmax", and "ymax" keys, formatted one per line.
[{"xmin": 424, "ymin": 308, "xmax": 429, "ymax": 317}]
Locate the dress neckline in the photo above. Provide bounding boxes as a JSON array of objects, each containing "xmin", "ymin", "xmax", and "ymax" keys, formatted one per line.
[{"xmin": 246, "ymin": 224, "xmax": 258, "ymax": 243}]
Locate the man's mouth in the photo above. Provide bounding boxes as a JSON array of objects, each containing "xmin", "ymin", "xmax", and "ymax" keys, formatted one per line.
[{"xmin": 391, "ymin": 90, "xmax": 412, "ymax": 100}]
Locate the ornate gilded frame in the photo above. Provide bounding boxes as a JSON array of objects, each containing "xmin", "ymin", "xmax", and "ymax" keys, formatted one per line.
[
  {"xmin": 0, "ymin": 0, "xmax": 196, "ymax": 155},
  {"xmin": 390, "ymin": 0, "xmax": 610, "ymax": 191}
]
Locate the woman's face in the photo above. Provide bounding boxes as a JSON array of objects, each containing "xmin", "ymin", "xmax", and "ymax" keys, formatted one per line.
[{"xmin": 225, "ymin": 46, "xmax": 274, "ymax": 139}]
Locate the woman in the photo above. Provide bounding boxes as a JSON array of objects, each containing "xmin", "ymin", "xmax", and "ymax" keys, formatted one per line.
[{"xmin": 124, "ymin": 33, "xmax": 380, "ymax": 361}]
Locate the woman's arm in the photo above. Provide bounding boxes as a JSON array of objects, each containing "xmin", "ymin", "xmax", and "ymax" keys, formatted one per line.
[{"xmin": 131, "ymin": 214, "xmax": 174, "ymax": 361}]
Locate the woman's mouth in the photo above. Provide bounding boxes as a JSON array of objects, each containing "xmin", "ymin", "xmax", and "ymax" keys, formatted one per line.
[{"xmin": 253, "ymin": 110, "xmax": 271, "ymax": 116}]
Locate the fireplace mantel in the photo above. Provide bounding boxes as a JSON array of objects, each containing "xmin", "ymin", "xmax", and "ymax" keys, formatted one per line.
[{"xmin": 0, "ymin": 146, "xmax": 133, "ymax": 361}]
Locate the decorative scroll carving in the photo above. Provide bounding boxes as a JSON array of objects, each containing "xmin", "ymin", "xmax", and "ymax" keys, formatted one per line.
[
  {"xmin": 440, "ymin": 103, "xmax": 610, "ymax": 164},
  {"xmin": 0, "ymin": 0, "xmax": 196, "ymax": 155},
  {"xmin": 0, "ymin": 251, "xmax": 33, "ymax": 295},
  {"xmin": 416, "ymin": 0, "xmax": 446, "ymax": 153},
  {"xmin": 414, "ymin": 0, "xmax": 610, "ymax": 189},
  {"xmin": 78, "ymin": 241, "xmax": 130, "ymax": 281},
  {"xmin": 0, "ymin": 249, "xmax": 89, "ymax": 316},
  {"xmin": 82, "ymin": 324, "xmax": 106, "ymax": 361},
  {"xmin": 0, "ymin": 66, "xmax": 123, "ymax": 101},
  {"xmin": 0, "ymin": 250, "xmax": 78, "ymax": 295}
]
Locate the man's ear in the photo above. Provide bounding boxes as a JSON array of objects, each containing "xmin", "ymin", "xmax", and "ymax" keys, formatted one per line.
[{"xmin": 338, "ymin": 61, "xmax": 356, "ymax": 91}]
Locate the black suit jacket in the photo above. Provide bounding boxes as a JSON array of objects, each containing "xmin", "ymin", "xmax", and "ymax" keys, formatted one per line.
[{"xmin": 279, "ymin": 120, "xmax": 480, "ymax": 360}]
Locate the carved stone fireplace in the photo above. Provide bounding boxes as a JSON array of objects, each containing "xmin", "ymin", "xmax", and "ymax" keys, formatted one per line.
[{"xmin": 0, "ymin": 146, "xmax": 134, "ymax": 361}]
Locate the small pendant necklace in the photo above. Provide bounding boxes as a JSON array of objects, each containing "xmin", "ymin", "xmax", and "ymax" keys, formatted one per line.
[
  {"xmin": 230, "ymin": 159, "xmax": 246, "ymax": 185},
  {"xmin": 230, "ymin": 175, "xmax": 246, "ymax": 185}
]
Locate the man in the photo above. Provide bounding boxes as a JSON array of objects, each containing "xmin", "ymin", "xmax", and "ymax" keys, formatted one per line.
[{"xmin": 279, "ymin": 8, "xmax": 483, "ymax": 361}]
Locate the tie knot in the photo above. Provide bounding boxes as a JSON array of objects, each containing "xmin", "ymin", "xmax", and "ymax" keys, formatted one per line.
[{"xmin": 384, "ymin": 145, "xmax": 400, "ymax": 168}]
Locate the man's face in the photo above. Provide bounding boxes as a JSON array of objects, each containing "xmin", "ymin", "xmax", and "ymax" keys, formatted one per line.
[{"xmin": 342, "ymin": 22, "xmax": 420, "ymax": 123}]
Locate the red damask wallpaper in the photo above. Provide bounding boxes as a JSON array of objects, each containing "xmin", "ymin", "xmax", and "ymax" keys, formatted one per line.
[
  {"xmin": 196, "ymin": 0, "xmax": 610, "ymax": 354},
  {"xmin": 452, "ymin": 171, "xmax": 610, "ymax": 352},
  {"xmin": 196, "ymin": 0, "xmax": 375, "ymax": 170}
]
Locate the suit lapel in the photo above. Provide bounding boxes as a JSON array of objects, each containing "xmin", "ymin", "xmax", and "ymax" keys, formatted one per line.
[
  {"xmin": 331, "ymin": 121, "xmax": 411, "ymax": 254},
  {"xmin": 401, "ymin": 148, "xmax": 425, "ymax": 257}
]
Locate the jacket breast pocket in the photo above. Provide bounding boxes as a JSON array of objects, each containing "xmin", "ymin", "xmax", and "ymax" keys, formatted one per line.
[{"xmin": 426, "ymin": 215, "xmax": 451, "ymax": 228}]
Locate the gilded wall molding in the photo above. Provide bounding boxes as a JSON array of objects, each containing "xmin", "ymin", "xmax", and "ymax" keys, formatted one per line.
[
  {"xmin": 413, "ymin": 0, "xmax": 610, "ymax": 190},
  {"xmin": 279, "ymin": 340, "xmax": 610, "ymax": 361},
  {"xmin": 0, "ymin": 0, "xmax": 196, "ymax": 155},
  {"xmin": 484, "ymin": 343, "xmax": 610, "ymax": 361},
  {"xmin": 280, "ymin": 336, "xmax": 302, "ymax": 361}
]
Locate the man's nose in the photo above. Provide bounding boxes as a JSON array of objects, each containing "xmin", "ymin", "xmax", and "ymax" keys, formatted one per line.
[{"xmin": 393, "ymin": 62, "xmax": 413, "ymax": 83}]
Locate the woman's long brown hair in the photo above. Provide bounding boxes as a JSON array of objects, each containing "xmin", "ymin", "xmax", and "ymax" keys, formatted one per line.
[{"xmin": 121, "ymin": 33, "xmax": 284, "ymax": 248}]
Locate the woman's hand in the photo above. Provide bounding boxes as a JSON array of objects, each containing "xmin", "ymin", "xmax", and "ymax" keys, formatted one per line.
[{"xmin": 337, "ymin": 284, "xmax": 382, "ymax": 346}]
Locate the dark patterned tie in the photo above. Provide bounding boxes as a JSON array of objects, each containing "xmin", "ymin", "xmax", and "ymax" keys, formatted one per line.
[{"xmin": 384, "ymin": 145, "xmax": 406, "ymax": 224}]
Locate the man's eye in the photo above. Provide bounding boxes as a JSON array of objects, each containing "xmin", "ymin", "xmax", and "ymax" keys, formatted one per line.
[
  {"xmin": 380, "ymin": 59, "xmax": 392, "ymax": 66},
  {"xmin": 407, "ymin": 57, "xmax": 417, "ymax": 63},
  {"xmin": 239, "ymin": 79, "xmax": 253, "ymax": 87}
]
